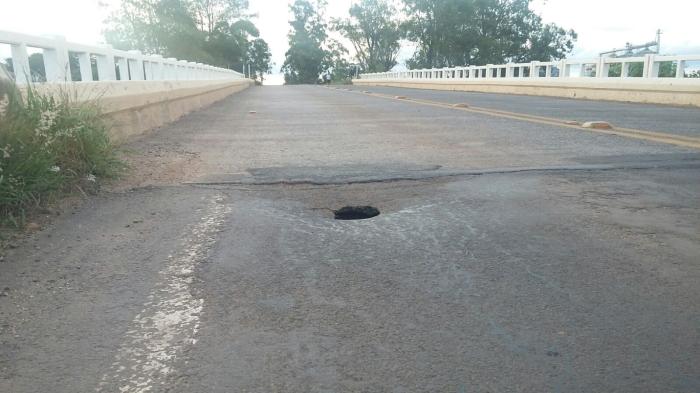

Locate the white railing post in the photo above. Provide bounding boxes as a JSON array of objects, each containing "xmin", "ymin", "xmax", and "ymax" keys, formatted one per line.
[
  {"xmin": 43, "ymin": 36, "xmax": 71, "ymax": 82},
  {"xmin": 10, "ymin": 42, "xmax": 31, "ymax": 84},
  {"xmin": 161, "ymin": 61, "xmax": 169, "ymax": 80},
  {"xmin": 598, "ymin": 58, "xmax": 609, "ymax": 78},
  {"xmin": 645, "ymin": 54, "xmax": 659, "ymax": 78},
  {"xmin": 175, "ymin": 60, "xmax": 182, "ymax": 80},
  {"xmin": 143, "ymin": 60, "xmax": 153, "ymax": 80},
  {"xmin": 178, "ymin": 60, "xmax": 189, "ymax": 80},
  {"xmin": 151, "ymin": 55, "xmax": 164, "ymax": 80},
  {"xmin": 621, "ymin": 62, "xmax": 630, "ymax": 78},
  {"xmin": 167, "ymin": 59, "xmax": 178, "ymax": 80},
  {"xmin": 128, "ymin": 51, "xmax": 145, "ymax": 80},
  {"xmin": 95, "ymin": 45, "xmax": 117, "ymax": 81},
  {"xmin": 116, "ymin": 57, "xmax": 128, "ymax": 80},
  {"xmin": 676, "ymin": 60, "xmax": 685, "ymax": 78},
  {"xmin": 168, "ymin": 61, "xmax": 176, "ymax": 80},
  {"xmin": 560, "ymin": 60, "xmax": 569, "ymax": 77},
  {"xmin": 76, "ymin": 52, "xmax": 92, "ymax": 81}
]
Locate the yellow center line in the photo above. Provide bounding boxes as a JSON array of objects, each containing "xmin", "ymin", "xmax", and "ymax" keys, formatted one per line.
[{"xmin": 342, "ymin": 88, "xmax": 700, "ymax": 150}]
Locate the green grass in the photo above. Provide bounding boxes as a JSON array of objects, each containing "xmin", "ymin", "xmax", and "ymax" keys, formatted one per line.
[{"xmin": 0, "ymin": 79, "xmax": 123, "ymax": 227}]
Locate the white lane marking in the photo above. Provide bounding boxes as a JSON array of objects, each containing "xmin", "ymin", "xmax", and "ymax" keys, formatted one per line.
[{"xmin": 97, "ymin": 195, "xmax": 230, "ymax": 392}]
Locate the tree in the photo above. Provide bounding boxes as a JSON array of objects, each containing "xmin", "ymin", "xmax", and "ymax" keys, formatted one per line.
[
  {"xmin": 204, "ymin": 19, "xmax": 259, "ymax": 70},
  {"xmin": 323, "ymin": 39, "xmax": 352, "ymax": 82},
  {"xmin": 627, "ymin": 61, "xmax": 676, "ymax": 78},
  {"xmin": 282, "ymin": 0, "xmax": 330, "ymax": 84},
  {"xmin": 247, "ymin": 38, "xmax": 273, "ymax": 83},
  {"xmin": 333, "ymin": 0, "xmax": 402, "ymax": 73},
  {"xmin": 192, "ymin": 0, "xmax": 250, "ymax": 33},
  {"xmin": 106, "ymin": 0, "xmax": 213, "ymax": 63},
  {"xmin": 527, "ymin": 22, "xmax": 577, "ymax": 63},
  {"xmin": 105, "ymin": 0, "xmax": 268, "ymax": 72},
  {"xmin": 402, "ymin": 0, "xmax": 576, "ymax": 68}
]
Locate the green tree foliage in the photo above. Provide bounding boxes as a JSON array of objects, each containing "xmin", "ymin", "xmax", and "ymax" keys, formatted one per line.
[
  {"xmin": 608, "ymin": 61, "xmax": 678, "ymax": 78},
  {"xmin": 333, "ymin": 0, "xmax": 402, "ymax": 73},
  {"xmin": 247, "ymin": 38, "xmax": 273, "ymax": 83},
  {"xmin": 528, "ymin": 22, "xmax": 578, "ymax": 63},
  {"xmin": 323, "ymin": 39, "xmax": 352, "ymax": 83},
  {"xmin": 105, "ymin": 0, "xmax": 266, "ymax": 72},
  {"xmin": 3, "ymin": 54, "xmax": 48, "ymax": 82},
  {"xmin": 402, "ymin": 0, "xmax": 576, "ymax": 68},
  {"xmin": 282, "ymin": 0, "xmax": 331, "ymax": 84},
  {"xmin": 658, "ymin": 61, "xmax": 677, "ymax": 77},
  {"xmin": 192, "ymin": 0, "xmax": 250, "ymax": 33}
]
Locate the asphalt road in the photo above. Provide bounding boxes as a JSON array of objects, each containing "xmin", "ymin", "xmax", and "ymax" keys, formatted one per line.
[
  {"xmin": 1, "ymin": 86, "xmax": 699, "ymax": 392},
  {"xmin": 354, "ymin": 85, "xmax": 700, "ymax": 138}
]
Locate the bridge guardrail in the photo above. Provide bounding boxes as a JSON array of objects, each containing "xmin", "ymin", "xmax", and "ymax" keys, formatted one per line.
[
  {"xmin": 0, "ymin": 30, "xmax": 244, "ymax": 83},
  {"xmin": 358, "ymin": 54, "xmax": 700, "ymax": 81}
]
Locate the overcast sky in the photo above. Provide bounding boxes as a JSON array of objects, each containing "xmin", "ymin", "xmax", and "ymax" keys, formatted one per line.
[{"xmin": 2, "ymin": 0, "xmax": 699, "ymax": 84}]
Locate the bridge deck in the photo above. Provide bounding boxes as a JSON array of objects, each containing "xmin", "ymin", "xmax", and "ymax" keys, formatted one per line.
[{"xmin": 1, "ymin": 86, "xmax": 699, "ymax": 392}]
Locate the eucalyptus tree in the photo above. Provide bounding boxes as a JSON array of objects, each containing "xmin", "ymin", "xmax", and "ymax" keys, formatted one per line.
[
  {"xmin": 402, "ymin": 0, "xmax": 576, "ymax": 68},
  {"xmin": 333, "ymin": 0, "xmax": 402, "ymax": 73},
  {"xmin": 105, "ymin": 0, "xmax": 267, "ymax": 71},
  {"xmin": 283, "ymin": 0, "xmax": 345, "ymax": 84},
  {"xmin": 192, "ymin": 0, "xmax": 250, "ymax": 33},
  {"xmin": 248, "ymin": 38, "xmax": 273, "ymax": 83}
]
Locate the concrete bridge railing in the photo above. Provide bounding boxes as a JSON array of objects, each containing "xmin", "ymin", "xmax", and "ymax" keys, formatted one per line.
[
  {"xmin": 354, "ymin": 55, "xmax": 700, "ymax": 107},
  {"xmin": 0, "ymin": 30, "xmax": 243, "ymax": 83},
  {"xmin": 358, "ymin": 54, "xmax": 700, "ymax": 81},
  {"xmin": 0, "ymin": 30, "xmax": 252, "ymax": 141}
]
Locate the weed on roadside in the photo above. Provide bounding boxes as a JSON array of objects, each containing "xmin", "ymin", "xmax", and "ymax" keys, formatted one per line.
[{"xmin": 0, "ymin": 79, "xmax": 124, "ymax": 228}]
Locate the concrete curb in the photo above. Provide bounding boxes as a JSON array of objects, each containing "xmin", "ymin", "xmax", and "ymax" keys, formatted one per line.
[{"xmin": 24, "ymin": 79, "xmax": 254, "ymax": 143}]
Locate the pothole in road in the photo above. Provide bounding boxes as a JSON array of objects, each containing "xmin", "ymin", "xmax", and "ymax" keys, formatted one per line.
[{"xmin": 333, "ymin": 206, "xmax": 380, "ymax": 220}]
